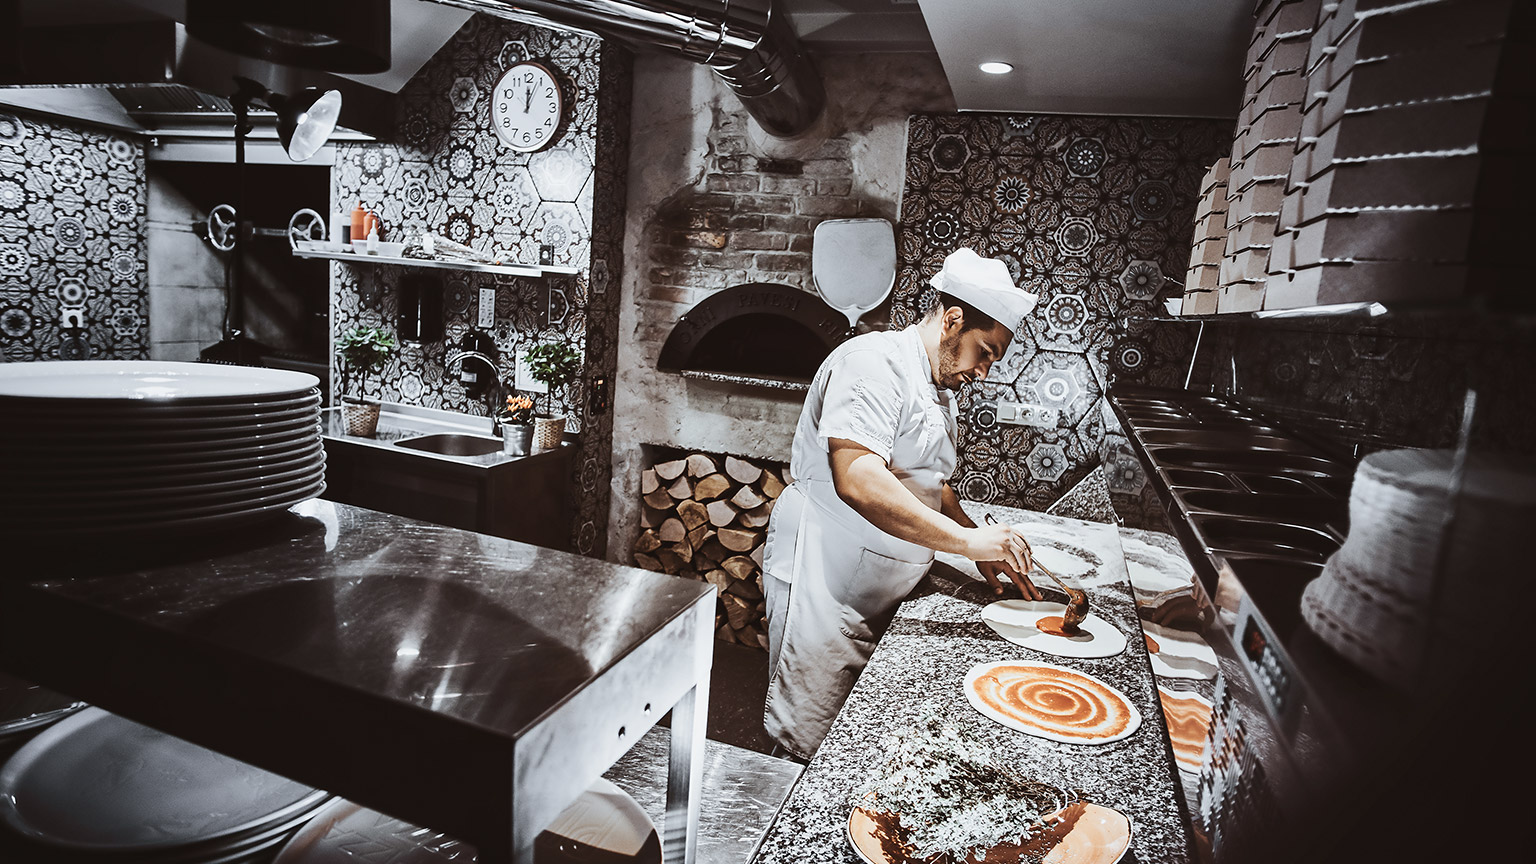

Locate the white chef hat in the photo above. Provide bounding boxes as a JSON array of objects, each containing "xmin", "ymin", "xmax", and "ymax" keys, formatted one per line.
[{"xmin": 928, "ymin": 247, "xmax": 1037, "ymax": 338}]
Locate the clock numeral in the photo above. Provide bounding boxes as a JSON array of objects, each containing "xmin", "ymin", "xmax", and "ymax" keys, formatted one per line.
[
  {"xmin": 522, "ymin": 131, "xmax": 531, "ymax": 143},
  {"xmin": 501, "ymin": 117, "xmax": 511, "ymax": 128},
  {"xmin": 543, "ymin": 118, "xmax": 553, "ymax": 127},
  {"xmin": 544, "ymin": 86, "xmax": 554, "ymax": 97}
]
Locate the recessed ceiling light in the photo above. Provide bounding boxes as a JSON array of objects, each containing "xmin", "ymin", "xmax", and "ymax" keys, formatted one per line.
[{"xmin": 979, "ymin": 61, "xmax": 1014, "ymax": 75}]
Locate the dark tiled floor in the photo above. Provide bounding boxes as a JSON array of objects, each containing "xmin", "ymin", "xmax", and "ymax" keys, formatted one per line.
[
  {"xmin": 662, "ymin": 638, "xmax": 776, "ymax": 757},
  {"xmin": 704, "ymin": 640, "xmax": 775, "ymax": 755}
]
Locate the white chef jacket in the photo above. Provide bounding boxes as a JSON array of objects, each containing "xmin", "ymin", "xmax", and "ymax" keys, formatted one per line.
[{"xmin": 761, "ymin": 325, "xmax": 958, "ymax": 759}]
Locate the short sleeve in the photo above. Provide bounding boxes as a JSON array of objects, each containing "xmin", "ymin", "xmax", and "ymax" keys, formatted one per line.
[{"xmin": 815, "ymin": 347, "xmax": 903, "ymax": 462}]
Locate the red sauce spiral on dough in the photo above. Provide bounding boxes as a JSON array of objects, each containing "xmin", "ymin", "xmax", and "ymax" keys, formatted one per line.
[{"xmin": 973, "ymin": 664, "xmax": 1132, "ymax": 741}]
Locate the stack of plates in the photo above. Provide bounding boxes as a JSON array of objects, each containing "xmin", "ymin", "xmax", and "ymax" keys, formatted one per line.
[
  {"xmin": 0, "ymin": 361, "xmax": 325, "ymax": 539},
  {"xmin": 0, "ymin": 671, "xmax": 85, "ymax": 743},
  {"xmin": 0, "ymin": 708, "xmax": 332, "ymax": 863}
]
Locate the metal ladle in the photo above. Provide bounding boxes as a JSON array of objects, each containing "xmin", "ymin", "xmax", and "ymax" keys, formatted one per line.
[{"xmin": 985, "ymin": 514, "xmax": 1090, "ymax": 632}]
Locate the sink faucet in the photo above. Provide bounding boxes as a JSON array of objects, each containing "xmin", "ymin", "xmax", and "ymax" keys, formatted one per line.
[{"xmin": 446, "ymin": 331, "xmax": 500, "ymax": 402}]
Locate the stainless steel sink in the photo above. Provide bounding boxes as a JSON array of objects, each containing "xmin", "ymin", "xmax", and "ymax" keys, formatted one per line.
[
  {"xmin": 1177, "ymin": 489, "xmax": 1347, "ymax": 525},
  {"xmin": 1138, "ymin": 430, "xmax": 1316, "ymax": 450},
  {"xmin": 394, "ymin": 433, "xmax": 504, "ymax": 456},
  {"xmin": 1231, "ymin": 473, "xmax": 1320, "ymax": 495},
  {"xmin": 1190, "ymin": 516, "xmax": 1341, "ymax": 561},
  {"xmin": 1163, "ymin": 468, "xmax": 1240, "ymax": 490},
  {"xmin": 1147, "ymin": 447, "xmax": 1348, "ymax": 476}
]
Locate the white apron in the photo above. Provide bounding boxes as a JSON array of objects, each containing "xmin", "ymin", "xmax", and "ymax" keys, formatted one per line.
[{"xmin": 762, "ymin": 398, "xmax": 957, "ymax": 760}]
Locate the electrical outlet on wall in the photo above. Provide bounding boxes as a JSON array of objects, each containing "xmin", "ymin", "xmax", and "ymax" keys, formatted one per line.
[
  {"xmin": 477, "ymin": 287, "xmax": 495, "ymax": 329},
  {"xmin": 996, "ymin": 400, "xmax": 1058, "ymax": 429},
  {"xmin": 60, "ymin": 308, "xmax": 84, "ymax": 328}
]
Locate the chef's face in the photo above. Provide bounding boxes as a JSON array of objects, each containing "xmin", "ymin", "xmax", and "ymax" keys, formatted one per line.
[{"xmin": 936, "ymin": 316, "xmax": 1012, "ymax": 390}]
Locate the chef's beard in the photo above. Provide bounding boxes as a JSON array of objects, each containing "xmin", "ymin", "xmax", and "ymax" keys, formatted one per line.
[{"xmin": 935, "ymin": 332, "xmax": 969, "ymax": 391}]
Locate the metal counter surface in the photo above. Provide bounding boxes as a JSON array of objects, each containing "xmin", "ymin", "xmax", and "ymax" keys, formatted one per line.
[
  {"xmin": 751, "ymin": 503, "xmax": 1192, "ymax": 864},
  {"xmin": 0, "ymin": 500, "xmax": 716, "ymax": 864}
]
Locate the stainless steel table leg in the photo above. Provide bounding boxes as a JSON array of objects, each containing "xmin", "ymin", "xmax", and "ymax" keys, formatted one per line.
[{"xmin": 664, "ymin": 680, "xmax": 709, "ymax": 864}]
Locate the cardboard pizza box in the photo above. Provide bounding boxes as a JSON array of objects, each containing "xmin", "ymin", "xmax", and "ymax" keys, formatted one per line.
[
  {"xmin": 1184, "ymin": 264, "xmax": 1222, "ymax": 293},
  {"xmin": 1182, "ymin": 288, "xmax": 1220, "ymax": 316},
  {"xmin": 1218, "ymin": 279, "xmax": 1268, "ymax": 313},
  {"xmin": 1262, "ymin": 259, "xmax": 1470, "ymax": 309}
]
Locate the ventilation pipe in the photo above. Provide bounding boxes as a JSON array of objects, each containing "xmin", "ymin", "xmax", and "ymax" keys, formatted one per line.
[{"xmin": 427, "ymin": 0, "xmax": 825, "ymax": 138}]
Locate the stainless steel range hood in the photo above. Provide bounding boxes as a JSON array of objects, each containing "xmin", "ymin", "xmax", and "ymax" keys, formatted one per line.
[{"xmin": 0, "ymin": 0, "xmax": 470, "ymax": 150}]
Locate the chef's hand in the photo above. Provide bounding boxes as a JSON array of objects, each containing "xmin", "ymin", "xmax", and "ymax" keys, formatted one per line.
[
  {"xmin": 966, "ymin": 523, "xmax": 1035, "ymax": 582},
  {"xmin": 978, "ymin": 559, "xmax": 1043, "ymax": 601}
]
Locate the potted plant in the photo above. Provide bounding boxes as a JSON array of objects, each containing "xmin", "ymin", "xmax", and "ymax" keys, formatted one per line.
[
  {"xmin": 496, "ymin": 393, "xmax": 535, "ymax": 455},
  {"xmin": 337, "ymin": 325, "xmax": 398, "ymax": 437},
  {"xmin": 523, "ymin": 340, "xmax": 581, "ymax": 450}
]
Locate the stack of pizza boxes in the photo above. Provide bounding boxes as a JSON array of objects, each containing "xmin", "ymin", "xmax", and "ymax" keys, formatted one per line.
[
  {"xmin": 1183, "ymin": 158, "xmax": 1230, "ymax": 315},
  {"xmin": 1263, "ymin": 0, "xmax": 1526, "ymax": 309},
  {"xmin": 1218, "ymin": 0, "xmax": 1322, "ymax": 313}
]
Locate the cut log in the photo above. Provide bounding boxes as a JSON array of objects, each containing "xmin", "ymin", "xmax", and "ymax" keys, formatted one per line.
[
  {"xmin": 721, "ymin": 555, "xmax": 757, "ymax": 582},
  {"xmin": 724, "ymin": 455, "xmax": 762, "ymax": 485},
  {"xmin": 721, "ymin": 593, "xmax": 753, "ymax": 630},
  {"xmin": 693, "ymin": 542, "xmax": 721, "ymax": 571},
  {"xmin": 654, "ymin": 458, "xmax": 687, "ymax": 481},
  {"xmin": 706, "ymin": 499, "xmax": 740, "ymax": 528},
  {"xmin": 699, "ymin": 538, "xmax": 730, "ymax": 566},
  {"xmin": 760, "ymin": 469, "xmax": 785, "ymax": 499},
  {"xmin": 704, "ymin": 568, "xmax": 732, "ymax": 595},
  {"xmin": 739, "ymin": 502, "xmax": 773, "ymax": 528},
  {"xmin": 677, "ymin": 499, "xmax": 708, "ymax": 531},
  {"xmin": 718, "ymin": 527, "xmax": 757, "ymax": 552},
  {"xmin": 639, "ymin": 505, "xmax": 667, "ymax": 529},
  {"xmin": 633, "ymin": 529, "xmax": 661, "ymax": 555},
  {"xmin": 751, "ymin": 543, "xmax": 765, "ymax": 568},
  {"xmin": 725, "ymin": 575, "xmax": 763, "ymax": 602},
  {"xmin": 633, "ymin": 552, "xmax": 661, "ymax": 572},
  {"xmin": 642, "ymin": 489, "xmax": 674, "ymax": 511},
  {"xmin": 686, "ymin": 522, "xmax": 710, "ymax": 551},
  {"xmin": 692, "ymin": 473, "xmax": 731, "ymax": 501},
  {"xmin": 716, "ymin": 622, "xmax": 734, "ymax": 642},
  {"xmin": 640, "ymin": 468, "xmax": 660, "ymax": 495},
  {"xmin": 658, "ymin": 517, "xmax": 686, "ymax": 544},
  {"xmin": 731, "ymin": 485, "xmax": 766, "ymax": 510},
  {"xmin": 656, "ymin": 547, "xmax": 686, "ymax": 574},
  {"xmin": 686, "ymin": 453, "xmax": 718, "ymax": 477},
  {"xmin": 673, "ymin": 541, "xmax": 694, "ymax": 565},
  {"xmin": 667, "ymin": 473, "xmax": 693, "ymax": 499}
]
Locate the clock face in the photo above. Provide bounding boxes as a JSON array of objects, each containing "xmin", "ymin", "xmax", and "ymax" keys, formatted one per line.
[{"xmin": 491, "ymin": 62, "xmax": 563, "ymax": 152}]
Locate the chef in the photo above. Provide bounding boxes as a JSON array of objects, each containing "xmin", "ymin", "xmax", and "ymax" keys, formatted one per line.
[{"xmin": 762, "ymin": 246, "xmax": 1042, "ymax": 760}]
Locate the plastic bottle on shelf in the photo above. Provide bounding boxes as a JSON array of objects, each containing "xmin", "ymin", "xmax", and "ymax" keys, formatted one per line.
[
  {"xmin": 366, "ymin": 224, "xmax": 379, "ymax": 255},
  {"xmin": 350, "ymin": 201, "xmax": 367, "ymax": 242}
]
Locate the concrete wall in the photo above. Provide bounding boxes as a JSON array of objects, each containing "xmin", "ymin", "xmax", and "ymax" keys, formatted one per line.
[
  {"xmin": 145, "ymin": 173, "xmax": 225, "ymax": 361},
  {"xmin": 605, "ymin": 52, "xmax": 954, "ymax": 560}
]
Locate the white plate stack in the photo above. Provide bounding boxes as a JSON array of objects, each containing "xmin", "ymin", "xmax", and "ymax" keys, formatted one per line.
[
  {"xmin": 0, "ymin": 708, "xmax": 332, "ymax": 863},
  {"xmin": 0, "ymin": 361, "xmax": 325, "ymax": 540}
]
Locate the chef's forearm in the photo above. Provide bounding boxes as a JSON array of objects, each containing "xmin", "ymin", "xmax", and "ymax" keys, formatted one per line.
[
  {"xmin": 831, "ymin": 446, "xmax": 971, "ymax": 554},
  {"xmin": 941, "ymin": 483, "xmax": 976, "ymax": 529}
]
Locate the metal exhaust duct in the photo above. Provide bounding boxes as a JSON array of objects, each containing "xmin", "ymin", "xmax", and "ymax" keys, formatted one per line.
[{"xmin": 426, "ymin": 0, "xmax": 825, "ymax": 138}]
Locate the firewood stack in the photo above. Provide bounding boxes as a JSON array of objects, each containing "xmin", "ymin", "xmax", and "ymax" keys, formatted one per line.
[{"xmin": 631, "ymin": 452, "xmax": 790, "ymax": 651}]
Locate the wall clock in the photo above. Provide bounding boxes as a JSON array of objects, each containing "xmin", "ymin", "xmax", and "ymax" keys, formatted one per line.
[{"xmin": 491, "ymin": 61, "xmax": 564, "ymax": 153}]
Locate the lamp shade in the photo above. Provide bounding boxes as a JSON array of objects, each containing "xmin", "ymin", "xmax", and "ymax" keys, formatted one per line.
[
  {"xmin": 273, "ymin": 88, "xmax": 342, "ymax": 162},
  {"xmin": 186, "ymin": 0, "xmax": 390, "ymax": 74}
]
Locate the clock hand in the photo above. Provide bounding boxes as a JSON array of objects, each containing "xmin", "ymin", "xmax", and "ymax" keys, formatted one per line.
[{"xmin": 524, "ymin": 86, "xmax": 532, "ymax": 113}]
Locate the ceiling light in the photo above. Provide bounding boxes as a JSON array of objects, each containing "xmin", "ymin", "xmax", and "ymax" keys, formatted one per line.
[{"xmin": 979, "ymin": 61, "xmax": 1014, "ymax": 75}]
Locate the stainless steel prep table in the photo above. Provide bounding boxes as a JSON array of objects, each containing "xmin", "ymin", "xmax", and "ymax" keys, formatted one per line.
[{"xmin": 0, "ymin": 499, "xmax": 716, "ymax": 864}]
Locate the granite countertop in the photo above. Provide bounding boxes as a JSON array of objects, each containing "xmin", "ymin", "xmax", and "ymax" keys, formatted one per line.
[{"xmin": 751, "ymin": 503, "xmax": 1193, "ymax": 864}]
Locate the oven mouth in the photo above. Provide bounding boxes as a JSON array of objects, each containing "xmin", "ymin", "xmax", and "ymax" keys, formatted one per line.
[{"xmin": 657, "ymin": 282, "xmax": 849, "ymax": 388}]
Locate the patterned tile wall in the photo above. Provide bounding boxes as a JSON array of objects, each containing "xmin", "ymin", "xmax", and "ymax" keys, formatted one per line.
[
  {"xmin": 330, "ymin": 16, "xmax": 632, "ymax": 557},
  {"xmin": 0, "ymin": 112, "xmax": 147, "ymax": 361},
  {"xmin": 892, "ymin": 113, "xmax": 1230, "ymax": 515}
]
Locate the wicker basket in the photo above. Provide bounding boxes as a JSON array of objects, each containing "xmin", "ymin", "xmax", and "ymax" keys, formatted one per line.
[
  {"xmin": 1300, "ymin": 449, "xmax": 1536, "ymax": 691},
  {"xmin": 342, "ymin": 401, "xmax": 381, "ymax": 437},
  {"xmin": 533, "ymin": 415, "xmax": 566, "ymax": 450}
]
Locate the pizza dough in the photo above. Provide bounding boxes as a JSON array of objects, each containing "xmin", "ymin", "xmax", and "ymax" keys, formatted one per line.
[
  {"xmin": 963, "ymin": 661, "xmax": 1142, "ymax": 745},
  {"xmin": 981, "ymin": 600, "xmax": 1127, "ymax": 659}
]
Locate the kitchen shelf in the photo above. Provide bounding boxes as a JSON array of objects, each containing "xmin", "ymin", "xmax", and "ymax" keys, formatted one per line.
[{"xmin": 294, "ymin": 247, "xmax": 580, "ymax": 278}]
